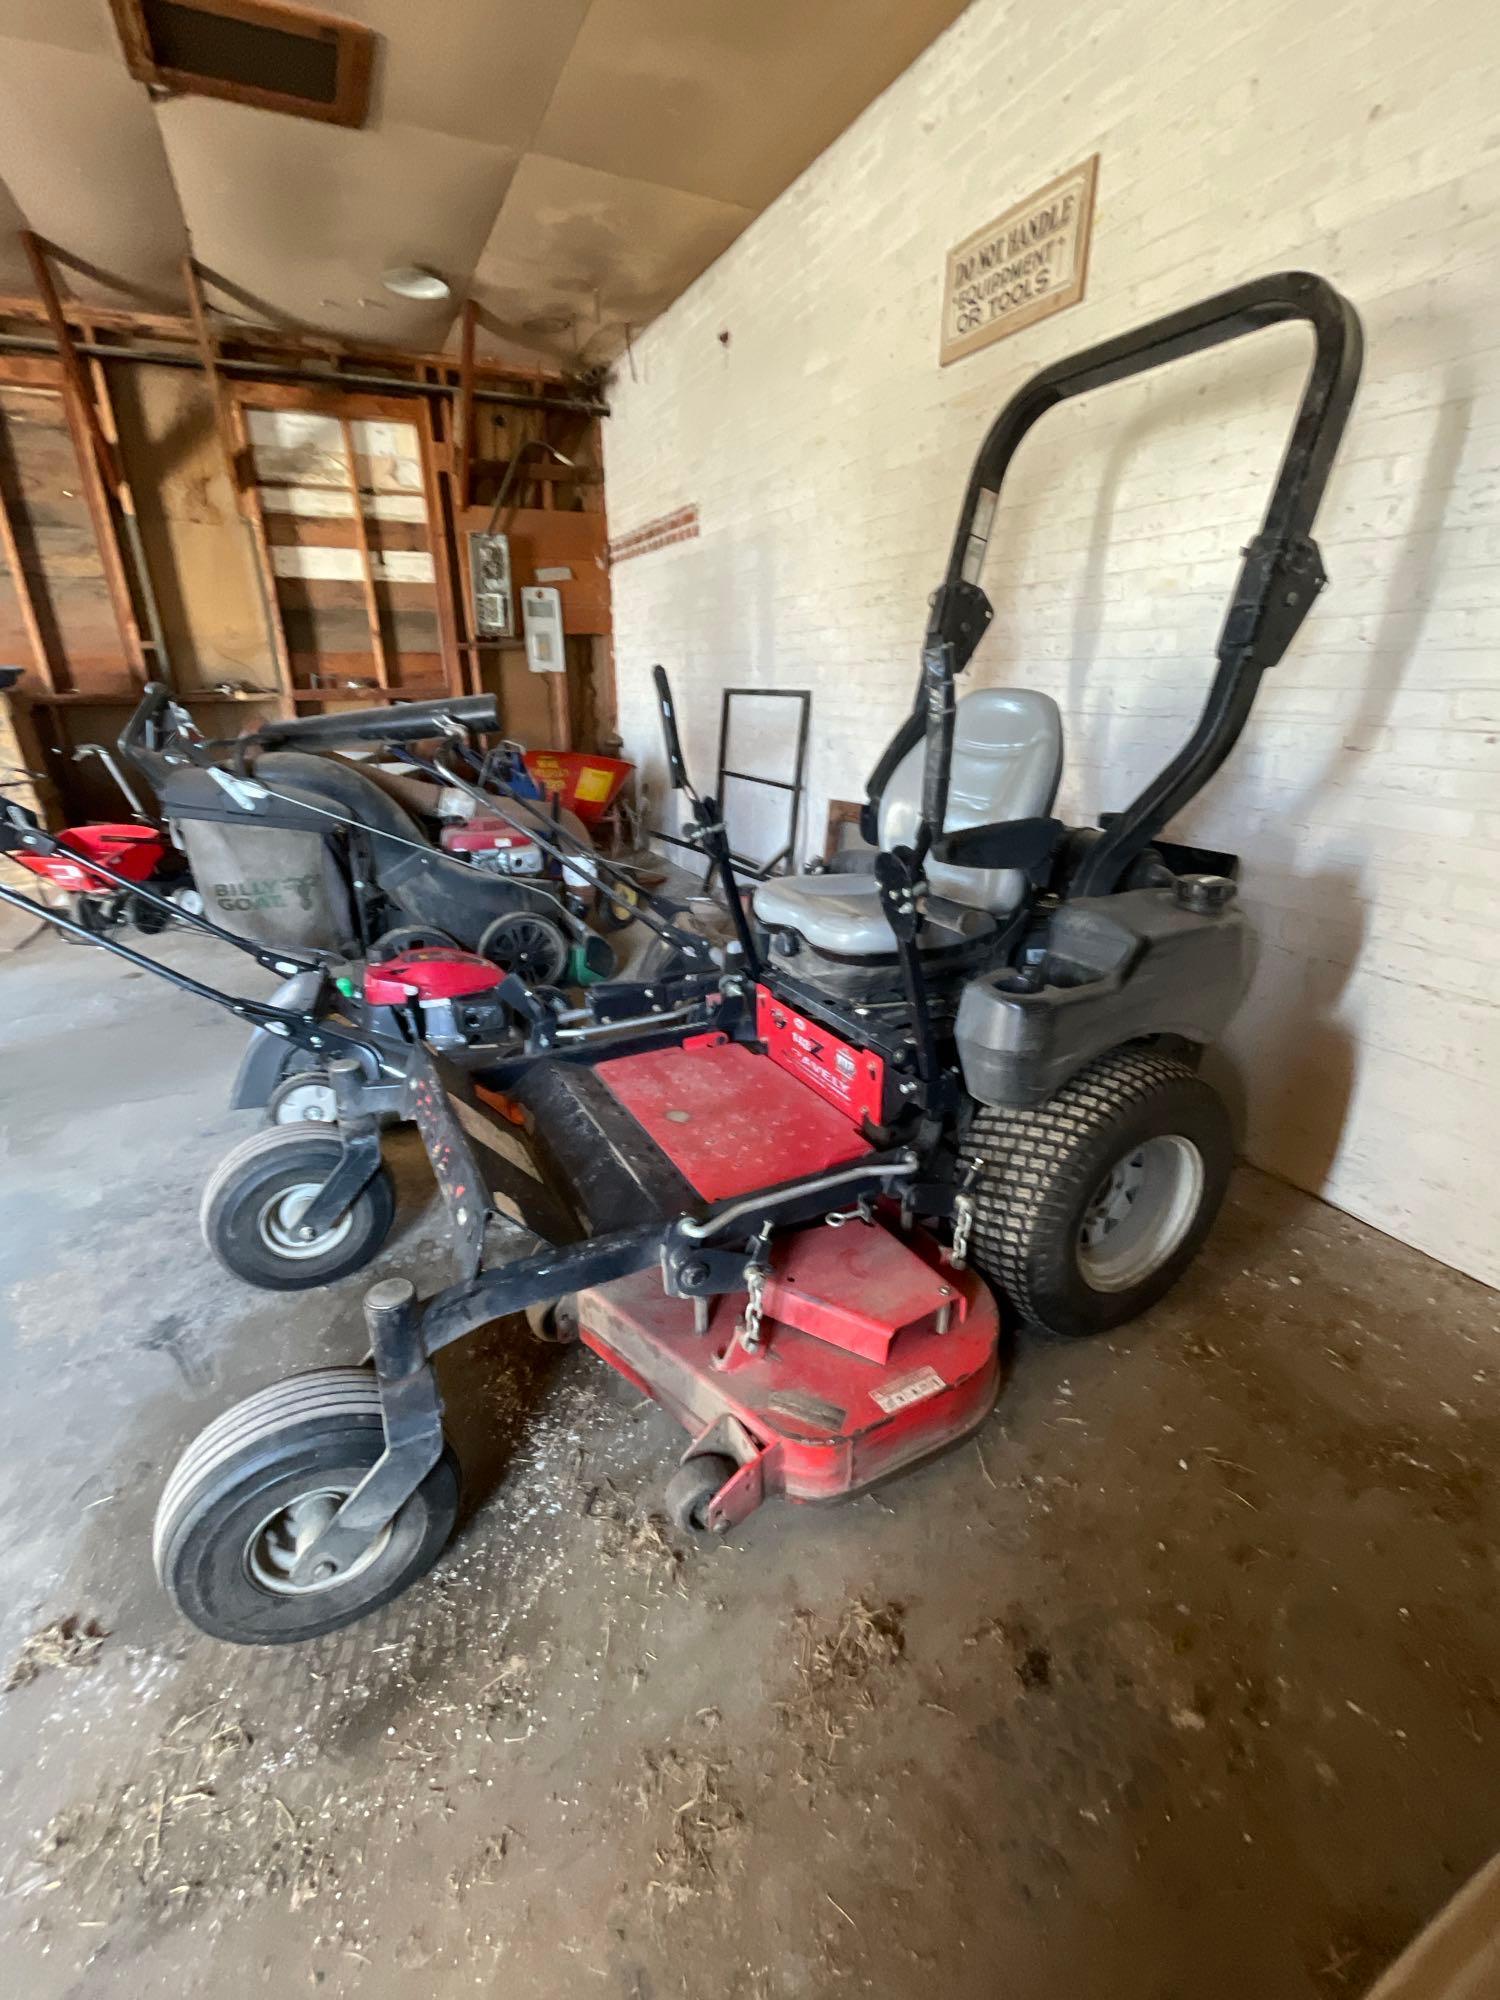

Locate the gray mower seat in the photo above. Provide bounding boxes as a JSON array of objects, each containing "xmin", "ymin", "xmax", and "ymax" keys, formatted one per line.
[{"xmin": 754, "ymin": 687, "xmax": 1063, "ymax": 958}]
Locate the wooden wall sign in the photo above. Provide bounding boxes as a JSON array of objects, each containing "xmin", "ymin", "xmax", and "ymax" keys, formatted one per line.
[{"xmin": 940, "ymin": 155, "xmax": 1099, "ymax": 366}]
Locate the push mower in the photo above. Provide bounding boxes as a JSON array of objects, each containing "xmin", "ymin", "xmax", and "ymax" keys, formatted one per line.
[
  {"xmin": 0, "ymin": 678, "xmax": 199, "ymax": 938},
  {"xmin": 0, "ymin": 780, "xmax": 729, "ymax": 1290},
  {"xmin": 27, "ymin": 271, "xmax": 1364, "ymax": 1646}
]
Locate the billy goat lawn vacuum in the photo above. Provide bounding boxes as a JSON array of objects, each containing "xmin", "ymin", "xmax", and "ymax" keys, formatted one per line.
[{"xmin": 3, "ymin": 271, "xmax": 1361, "ymax": 1646}]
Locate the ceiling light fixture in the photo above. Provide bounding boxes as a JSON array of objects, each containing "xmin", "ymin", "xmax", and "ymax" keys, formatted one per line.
[{"xmin": 380, "ymin": 266, "xmax": 451, "ymax": 301}]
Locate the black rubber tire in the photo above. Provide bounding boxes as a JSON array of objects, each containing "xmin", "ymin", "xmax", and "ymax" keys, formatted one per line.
[
  {"xmin": 592, "ymin": 888, "xmax": 639, "ymax": 934},
  {"xmin": 961, "ymin": 1048, "xmax": 1233, "ymax": 1339},
  {"xmin": 478, "ymin": 910, "xmax": 570, "ymax": 986},
  {"xmin": 200, "ymin": 1127, "xmax": 396, "ymax": 1291},
  {"xmin": 154, "ymin": 1368, "xmax": 460, "ymax": 1645},
  {"xmin": 130, "ymin": 894, "xmax": 171, "ymax": 936},
  {"xmin": 665, "ymin": 1452, "xmax": 737, "ymax": 1534},
  {"xmin": 265, "ymin": 1069, "xmax": 338, "ymax": 1126},
  {"xmin": 369, "ymin": 924, "xmax": 458, "ymax": 963}
]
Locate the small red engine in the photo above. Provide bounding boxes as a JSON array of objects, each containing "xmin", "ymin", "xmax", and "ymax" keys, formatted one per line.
[
  {"xmin": 362, "ymin": 949, "xmax": 505, "ymax": 1047},
  {"xmin": 440, "ymin": 817, "xmax": 543, "ymax": 877},
  {"xmin": 15, "ymin": 822, "xmax": 166, "ymax": 894}
]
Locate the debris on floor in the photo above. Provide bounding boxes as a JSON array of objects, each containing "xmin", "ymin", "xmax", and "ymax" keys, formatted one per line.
[
  {"xmin": 778, "ymin": 1598, "xmax": 905, "ymax": 1782},
  {"xmin": 635, "ymin": 1747, "xmax": 745, "ymax": 1909},
  {"xmin": 5, "ymin": 1614, "xmax": 108, "ymax": 1691},
  {"xmin": 583, "ymin": 1475, "xmax": 686, "ymax": 1591}
]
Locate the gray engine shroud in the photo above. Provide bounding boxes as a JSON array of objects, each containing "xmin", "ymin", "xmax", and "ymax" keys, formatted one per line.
[{"xmin": 954, "ymin": 887, "xmax": 1249, "ymax": 1109}]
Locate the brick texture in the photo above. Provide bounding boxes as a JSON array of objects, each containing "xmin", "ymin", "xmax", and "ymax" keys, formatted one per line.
[{"xmin": 602, "ymin": 0, "xmax": 1500, "ymax": 1285}]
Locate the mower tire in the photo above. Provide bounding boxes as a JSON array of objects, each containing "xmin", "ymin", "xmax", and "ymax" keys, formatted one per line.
[
  {"xmin": 665, "ymin": 1453, "xmax": 737, "ymax": 1533},
  {"xmin": 201, "ymin": 1127, "xmax": 396, "ymax": 1291},
  {"xmin": 961, "ymin": 1048, "xmax": 1233, "ymax": 1339},
  {"xmin": 479, "ymin": 910, "xmax": 570, "ymax": 987},
  {"xmin": 265, "ymin": 1069, "xmax": 338, "ymax": 1126},
  {"xmin": 154, "ymin": 1368, "xmax": 460, "ymax": 1644},
  {"xmin": 369, "ymin": 924, "xmax": 458, "ymax": 962}
]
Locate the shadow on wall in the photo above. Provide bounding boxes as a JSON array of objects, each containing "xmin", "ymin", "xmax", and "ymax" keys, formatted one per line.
[
  {"xmin": 1227, "ymin": 373, "xmax": 1473, "ymax": 1197},
  {"xmin": 985, "ymin": 326, "xmax": 1470, "ymax": 1198}
]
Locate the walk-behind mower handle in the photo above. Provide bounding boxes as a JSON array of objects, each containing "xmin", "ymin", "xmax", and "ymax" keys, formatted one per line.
[
  {"xmin": 652, "ymin": 663, "xmax": 693, "ymax": 794},
  {"xmin": 116, "ymin": 680, "xmax": 175, "ymax": 762},
  {"xmin": 237, "ymin": 694, "xmax": 499, "ymax": 754}
]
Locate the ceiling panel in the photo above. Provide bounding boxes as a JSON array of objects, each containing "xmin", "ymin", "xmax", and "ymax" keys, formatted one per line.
[
  {"xmin": 469, "ymin": 153, "xmax": 751, "ymax": 366},
  {"xmin": 347, "ymin": 0, "xmax": 590, "ymax": 149},
  {"xmin": 0, "ymin": 0, "xmax": 117, "ymax": 57},
  {"xmin": 533, "ymin": 0, "xmax": 974, "ymax": 210},
  {"xmin": 0, "ymin": 175, "xmax": 33, "ymax": 295},
  {"xmin": 0, "ymin": 1, "xmax": 972, "ymax": 360},
  {"xmin": 155, "ymin": 97, "xmax": 517, "ymax": 344},
  {"xmin": 0, "ymin": 37, "xmax": 188, "ymax": 308}
]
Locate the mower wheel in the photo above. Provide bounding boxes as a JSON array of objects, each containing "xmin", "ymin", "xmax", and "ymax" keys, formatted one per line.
[
  {"xmin": 665, "ymin": 1453, "xmax": 737, "ymax": 1534},
  {"xmin": 154, "ymin": 1367, "xmax": 460, "ymax": 1644},
  {"xmin": 266, "ymin": 1070, "xmax": 338, "ymax": 1126},
  {"xmin": 201, "ymin": 1127, "xmax": 395, "ymax": 1291},
  {"xmin": 479, "ymin": 910, "xmax": 570, "ymax": 987},
  {"xmin": 962, "ymin": 1048, "xmax": 1233, "ymax": 1339},
  {"xmin": 370, "ymin": 924, "xmax": 458, "ymax": 962},
  {"xmin": 592, "ymin": 886, "xmax": 639, "ymax": 934}
]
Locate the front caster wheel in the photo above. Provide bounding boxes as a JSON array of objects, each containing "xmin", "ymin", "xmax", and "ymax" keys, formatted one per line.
[
  {"xmin": 265, "ymin": 1069, "xmax": 338, "ymax": 1126},
  {"xmin": 664, "ymin": 1452, "xmax": 737, "ymax": 1534},
  {"xmin": 154, "ymin": 1368, "xmax": 460, "ymax": 1645},
  {"xmin": 200, "ymin": 1127, "xmax": 395, "ymax": 1291},
  {"xmin": 962, "ymin": 1048, "xmax": 1233, "ymax": 1340}
]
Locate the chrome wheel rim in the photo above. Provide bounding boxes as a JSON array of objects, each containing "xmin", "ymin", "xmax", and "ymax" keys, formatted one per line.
[
  {"xmin": 245, "ymin": 1485, "xmax": 390, "ymax": 1595},
  {"xmin": 274, "ymin": 1081, "xmax": 338, "ymax": 1124},
  {"xmin": 1077, "ymin": 1135, "xmax": 1204, "ymax": 1292},
  {"xmin": 257, "ymin": 1182, "xmax": 354, "ymax": 1259}
]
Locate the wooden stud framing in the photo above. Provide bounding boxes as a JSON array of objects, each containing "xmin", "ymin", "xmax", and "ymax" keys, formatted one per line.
[
  {"xmin": 337, "ymin": 415, "xmax": 390, "ymax": 690},
  {"xmin": 182, "ymin": 254, "xmax": 247, "ymax": 511},
  {"xmin": 0, "ymin": 451, "xmax": 57, "ymax": 692},
  {"xmin": 20, "ymin": 233, "xmax": 122, "ymax": 495},
  {"xmin": 14, "ymin": 244, "xmax": 146, "ymax": 685},
  {"xmin": 416, "ymin": 393, "xmax": 467, "ymax": 699},
  {"xmin": 228, "ymin": 395, "xmax": 294, "ymax": 714},
  {"xmin": 455, "ymin": 299, "xmax": 477, "ymax": 515}
]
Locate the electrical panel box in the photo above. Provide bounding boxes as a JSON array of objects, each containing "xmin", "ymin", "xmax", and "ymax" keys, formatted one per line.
[{"xmin": 521, "ymin": 586, "xmax": 565, "ymax": 674}]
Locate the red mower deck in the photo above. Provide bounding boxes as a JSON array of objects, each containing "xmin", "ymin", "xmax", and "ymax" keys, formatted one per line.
[
  {"xmin": 578, "ymin": 1221, "xmax": 1001, "ymax": 1524},
  {"xmin": 585, "ymin": 1030, "xmax": 1001, "ymax": 1527}
]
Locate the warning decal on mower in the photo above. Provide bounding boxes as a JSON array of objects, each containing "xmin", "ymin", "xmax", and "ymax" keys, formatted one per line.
[
  {"xmin": 755, "ymin": 985, "xmax": 884, "ymax": 1126},
  {"xmin": 871, "ymin": 1365, "xmax": 947, "ymax": 1415}
]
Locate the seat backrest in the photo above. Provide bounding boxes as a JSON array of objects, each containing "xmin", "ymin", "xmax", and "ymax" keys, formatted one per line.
[{"xmin": 878, "ymin": 687, "xmax": 1063, "ymax": 913}]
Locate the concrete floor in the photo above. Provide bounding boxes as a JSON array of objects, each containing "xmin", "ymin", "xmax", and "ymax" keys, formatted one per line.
[{"xmin": 2, "ymin": 928, "xmax": 1500, "ymax": 2000}]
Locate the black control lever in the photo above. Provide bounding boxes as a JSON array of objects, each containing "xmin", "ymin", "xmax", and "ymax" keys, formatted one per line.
[{"xmin": 928, "ymin": 815, "xmax": 1066, "ymax": 882}]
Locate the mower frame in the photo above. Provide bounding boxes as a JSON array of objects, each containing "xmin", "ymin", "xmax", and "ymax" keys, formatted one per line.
[{"xmin": 264, "ymin": 269, "xmax": 1363, "ymax": 1590}]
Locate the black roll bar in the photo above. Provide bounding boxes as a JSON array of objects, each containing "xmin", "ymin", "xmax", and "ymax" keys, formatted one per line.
[{"xmin": 869, "ymin": 271, "xmax": 1363, "ymax": 887}]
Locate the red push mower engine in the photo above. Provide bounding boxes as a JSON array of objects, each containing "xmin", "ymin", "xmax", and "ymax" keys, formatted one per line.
[
  {"xmin": 438, "ymin": 817, "xmax": 544, "ymax": 877},
  {"xmin": 12, "ymin": 821, "xmax": 199, "ymax": 936}
]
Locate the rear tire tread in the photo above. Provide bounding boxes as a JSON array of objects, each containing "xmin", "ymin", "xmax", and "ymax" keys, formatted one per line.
[{"xmin": 962, "ymin": 1048, "xmax": 1228, "ymax": 1336}]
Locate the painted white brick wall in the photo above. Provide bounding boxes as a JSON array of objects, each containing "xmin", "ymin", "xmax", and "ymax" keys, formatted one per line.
[{"xmin": 603, "ymin": 0, "xmax": 1500, "ymax": 1285}]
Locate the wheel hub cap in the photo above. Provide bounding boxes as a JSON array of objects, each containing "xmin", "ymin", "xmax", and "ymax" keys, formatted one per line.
[
  {"xmin": 258, "ymin": 1182, "xmax": 355, "ymax": 1258},
  {"xmin": 1076, "ymin": 1134, "xmax": 1204, "ymax": 1292},
  {"xmin": 245, "ymin": 1486, "xmax": 390, "ymax": 1595}
]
